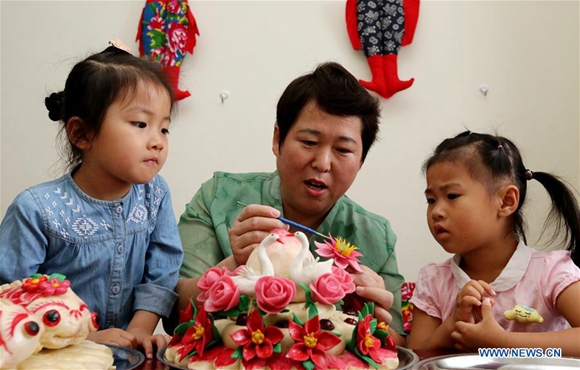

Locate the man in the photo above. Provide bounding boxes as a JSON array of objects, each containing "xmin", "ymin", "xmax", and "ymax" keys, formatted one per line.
[{"xmin": 174, "ymin": 62, "xmax": 405, "ymax": 344}]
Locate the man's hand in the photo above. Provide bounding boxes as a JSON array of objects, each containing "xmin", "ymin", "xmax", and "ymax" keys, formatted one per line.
[{"xmin": 228, "ymin": 204, "xmax": 288, "ymax": 265}]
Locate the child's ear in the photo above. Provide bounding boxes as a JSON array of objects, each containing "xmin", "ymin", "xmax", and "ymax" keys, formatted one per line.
[
  {"xmin": 66, "ymin": 117, "xmax": 91, "ymax": 150},
  {"xmin": 498, "ymin": 185, "xmax": 520, "ymax": 217}
]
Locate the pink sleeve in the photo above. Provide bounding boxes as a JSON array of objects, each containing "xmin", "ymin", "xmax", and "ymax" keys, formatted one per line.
[
  {"xmin": 410, "ymin": 263, "xmax": 446, "ymax": 320},
  {"xmin": 543, "ymin": 250, "xmax": 580, "ymax": 307}
]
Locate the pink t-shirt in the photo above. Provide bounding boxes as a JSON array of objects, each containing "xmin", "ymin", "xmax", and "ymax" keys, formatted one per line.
[{"xmin": 410, "ymin": 241, "xmax": 580, "ymax": 332}]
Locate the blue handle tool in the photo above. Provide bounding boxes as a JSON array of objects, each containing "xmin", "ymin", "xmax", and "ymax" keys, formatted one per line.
[{"xmin": 236, "ymin": 201, "xmax": 331, "ymax": 240}]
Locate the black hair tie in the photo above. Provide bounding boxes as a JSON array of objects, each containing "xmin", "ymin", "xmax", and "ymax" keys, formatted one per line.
[{"xmin": 524, "ymin": 169, "xmax": 534, "ymax": 180}]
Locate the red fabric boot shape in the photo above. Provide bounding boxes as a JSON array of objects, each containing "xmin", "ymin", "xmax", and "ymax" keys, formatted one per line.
[
  {"xmin": 345, "ymin": 0, "xmax": 362, "ymax": 50},
  {"xmin": 382, "ymin": 54, "xmax": 414, "ymax": 99},
  {"xmin": 163, "ymin": 65, "xmax": 191, "ymax": 101},
  {"xmin": 359, "ymin": 55, "xmax": 388, "ymax": 98},
  {"xmin": 402, "ymin": 0, "xmax": 421, "ymax": 46}
]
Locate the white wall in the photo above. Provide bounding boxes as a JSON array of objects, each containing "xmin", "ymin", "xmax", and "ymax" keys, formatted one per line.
[{"xmin": 1, "ymin": 1, "xmax": 579, "ymax": 283}]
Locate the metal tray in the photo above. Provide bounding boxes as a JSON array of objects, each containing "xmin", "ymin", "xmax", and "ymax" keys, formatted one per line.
[
  {"xmin": 412, "ymin": 353, "xmax": 580, "ymax": 369},
  {"xmin": 106, "ymin": 344, "xmax": 145, "ymax": 370},
  {"xmin": 398, "ymin": 346, "xmax": 420, "ymax": 369},
  {"xmin": 158, "ymin": 346, "xmax": 418, "ymax": 369}
]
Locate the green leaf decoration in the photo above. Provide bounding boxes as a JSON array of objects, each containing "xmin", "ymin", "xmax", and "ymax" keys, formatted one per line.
[
  {"xmin": 273, "ymin": 343, "xmax": 282, "ymax": 354},
  {"xmin": 303, "ymin": 360, "xmax": 315, "ymax": 370},
  {"xmin": 48, "ymin": 273, "xmax": 66, "ymax": 281},
  {"xmin": 222, "ymin": 307, "xmax": 242, "ymax": 317},
  {"xmin": 369, "ymin": 318, "xmax": 377, "ymax": 333},
  {"xmin": 239, "ymin": 295, "xmax": 250, "ymax": 311},
  {"xmin": 231, "ymin": 346, "xmax": 243, "ymax": 359},
  {"xmin": 373, "ymin": 329, "xmax": 390, "ymax": 342},
  {"xmin": 29, "ymin": 273, "xmax": 42, "ymax": 279},
  {"xmin": 223, "ymin": 294, "xmax": 251, "ymax": 317},
  {"xmin": 354, "ymin": 347, "xmax": 379, "ymax": 369},
  {"xmin": 174, "ymin": 320, "xmax": 196, "ymax": 336},
  {"xmin": 307, "ymin": 303, "xmax": 319, "ymax": 319},
  {"xmin": 367, "ymin": 302, "xmax": 376, "ymax": 316},
  {"xmin": 205, "ymin": 337, "xmax": 222, "ymax": 349},
  {"xmin": 331, "ymin": 331, "xmax": 342, "ymax": 337},
  {"xmin": 298, "ymin": 283, "xmax": 314, "ymax": 307},
  {"xmin": 292, "ymin": 313, "xmax": 305, "ymax": 327},
  {"xmin": 346, "ymin": 325, "xmax": 358, "ymax": 351},
  {"xmin": 209, "ymin": 315, "xmax": 222, "ymax": 345}
]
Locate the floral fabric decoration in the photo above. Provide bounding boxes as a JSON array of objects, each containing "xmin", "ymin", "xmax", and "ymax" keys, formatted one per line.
[
  {"xmin": 345, "ymin": 0, "xmax": 420, "ymax": 99},
  {"xmin": 136, "ymin": 0, "xmax": 200, "ymax": 100},
  {"xmin": 401, "ymin": 281, "xmax": 416, "ymax": 334}
]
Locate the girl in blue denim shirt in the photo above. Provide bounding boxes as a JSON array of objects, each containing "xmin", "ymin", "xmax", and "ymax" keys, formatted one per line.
[{"xmin": 0, "ymin": 42, "xmax": 183, "ymax": 358}]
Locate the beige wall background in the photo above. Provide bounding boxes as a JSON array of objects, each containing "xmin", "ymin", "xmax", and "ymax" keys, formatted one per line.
[{"xmin": 1, "ymin": 0, "xmax": 579, "ymax": 284}]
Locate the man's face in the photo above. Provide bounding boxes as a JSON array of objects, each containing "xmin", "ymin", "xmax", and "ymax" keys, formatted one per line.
[{"xmin": 273, "ymin": 101, "xmax": 363, "ymax": 222}]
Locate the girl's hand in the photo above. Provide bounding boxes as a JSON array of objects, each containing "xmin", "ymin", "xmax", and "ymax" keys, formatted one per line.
[
  {"xmin": 128, "ymin": 327, "xmax": 170, "ymax": 359},
  {"xmin": 454, "ymin": 280, "xmax": 495, "ymax": 324},
  {"xmin": 452, "ymin": 298, "xmax": 506, "ymax": 351},
  {"xmin": 228, "ymin": 204, "xmax": 288, "ymax": 265},
  {"xmin": 87, "ymin": 328, "xmax": 137, "ymax": 349}
]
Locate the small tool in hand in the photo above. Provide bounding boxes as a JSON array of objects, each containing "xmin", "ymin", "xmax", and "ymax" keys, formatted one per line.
[{"xmin": 236, "ymin": 201, "xmax": 331, "ymax": 240}]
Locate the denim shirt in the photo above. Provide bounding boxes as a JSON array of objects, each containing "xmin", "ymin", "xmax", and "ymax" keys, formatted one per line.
[{"xmin": 0, "ymin": 173, "xmax": 183, "ymax": 330}]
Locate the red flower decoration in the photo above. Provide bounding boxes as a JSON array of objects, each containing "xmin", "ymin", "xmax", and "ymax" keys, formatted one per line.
[
  {"xmin": 356, "ymin": 315, "xmax": 382, "ymax": 363},
  {"xmin": 176, "ymin": 307, "xmax": 213, "ymax": 361},
  {"xmin": 314, "ymin": 234, "xmax": 363, "ymax": 272},
  {"xmin": 287, "ymin": 316, "xmax": 342, "ymax": 369},
  {"xmin": 21, "ymin": 275, "xmax": 48, "ymax": 292},
  {"xmin": 230, "ymin": 309, "xmax": 284, "ymax": 361},
  {"xmin": 38, "ymin": 278, "xmax": 70, "ymax": 296}
]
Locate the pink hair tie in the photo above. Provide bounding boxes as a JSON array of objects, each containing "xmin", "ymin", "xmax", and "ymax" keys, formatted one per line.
[{"xmin": 497, "ymin": 144, "xmax": 503, "ymax": 150}]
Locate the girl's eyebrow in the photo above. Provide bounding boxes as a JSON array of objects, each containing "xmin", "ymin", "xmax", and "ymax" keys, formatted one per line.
[
  {"xmin": 425, "ymin": 182, "xmax": 461, "ymax": 195},
  {"xmin": 126, "ymin": 105, "xmax": 171, "ymax": 122}
]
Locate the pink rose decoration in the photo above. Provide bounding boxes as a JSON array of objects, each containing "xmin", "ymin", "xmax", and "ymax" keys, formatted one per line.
[
  {"xmin": 310, "ymin": 273, "xmax": 346, "ymax": 305},
  {"xmin": 197, "ymin": 267, "xmax": 232, "ymax": 303},
  {"xmin": 203, "ymin": 275, "xmax": 240, "ymax": 313},
  {"xmin": 38, "ymin": 278, "xmax": 71, "ymax": 296},
  {"xmin": 255, "ymin": 276, "xmax": 296, "ymax": 314},
  {"xmin": 331, "ymin": 267, "xmax": 356, "ymax": 294}
]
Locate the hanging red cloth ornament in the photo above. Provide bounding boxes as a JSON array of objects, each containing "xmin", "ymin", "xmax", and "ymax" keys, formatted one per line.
[
  {"xmin": 136, "ymin": 0, "xmax": 199, "ymax": 100},
  {"xmin": 346, "ymin": 0, "xmax": 420, "ymax": 99}
]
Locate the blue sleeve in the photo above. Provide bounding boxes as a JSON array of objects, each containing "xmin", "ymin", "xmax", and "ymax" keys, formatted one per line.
[
  {"xmin": 132, "ymin": 177, "xmax": 183, "ymax": 318},
  {"xmin": 0, "ymin": 190, "xmax": 48, "ymax": 284}
]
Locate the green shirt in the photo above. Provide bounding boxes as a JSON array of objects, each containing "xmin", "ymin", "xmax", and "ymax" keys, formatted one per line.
[{"xmin": 178, "ymin": 171, "xmax": 405, "ymax": 334}]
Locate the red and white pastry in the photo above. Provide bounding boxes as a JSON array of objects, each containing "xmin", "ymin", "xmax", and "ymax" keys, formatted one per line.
[{"xmin": 164, "ymin": 229, "xmax": 399, "ymax": 370}]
